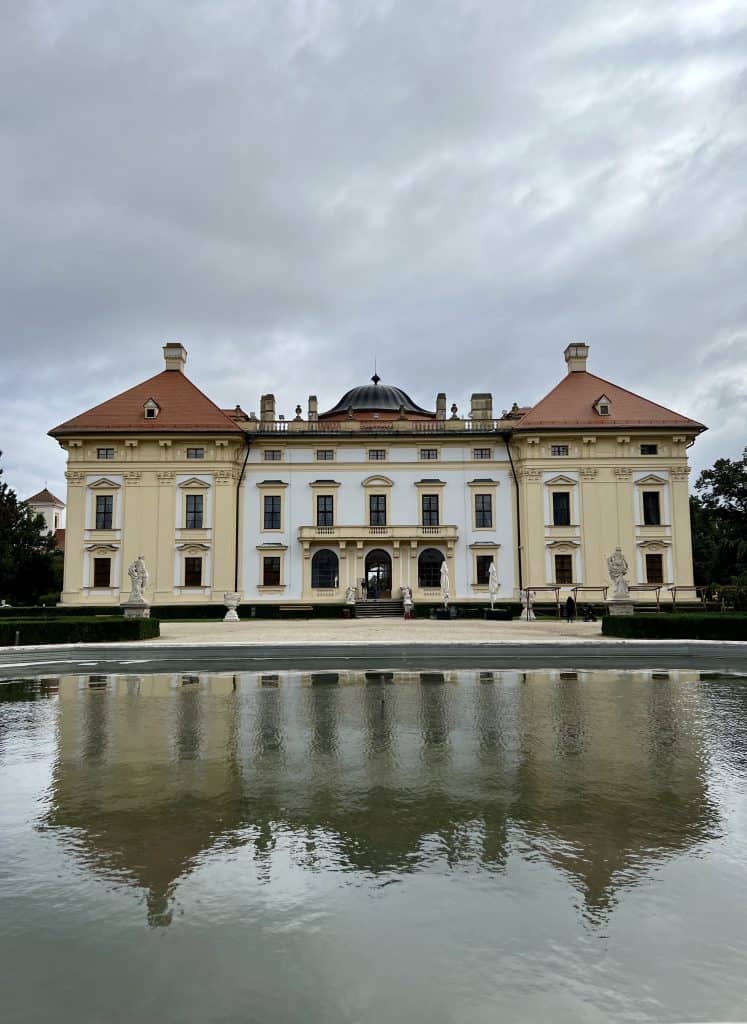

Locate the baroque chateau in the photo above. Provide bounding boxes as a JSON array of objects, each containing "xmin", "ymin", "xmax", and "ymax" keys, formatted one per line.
[{"xmin": 49, "ymin": 342, "xmax": 705, "ymax": 609}]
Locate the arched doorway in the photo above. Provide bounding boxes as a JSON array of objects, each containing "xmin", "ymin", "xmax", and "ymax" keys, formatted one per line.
[{"xmin": 364, "ymin": 549, "xmax": 392, "ymax": 599}]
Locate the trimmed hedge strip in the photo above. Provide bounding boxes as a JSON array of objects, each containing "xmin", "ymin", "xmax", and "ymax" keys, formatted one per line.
[
  {"xmin": 602, "ymin": 614, "xmax": 746, "ymax": 641},
  {"xmin": 0, "ymin": 617, "xmax": 160, "ymax": 646}
]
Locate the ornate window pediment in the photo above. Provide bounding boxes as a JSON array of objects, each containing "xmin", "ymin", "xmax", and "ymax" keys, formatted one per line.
[
  {"xmin": 178, "ymin": 477, "xmax": 210, "ymax": 489},
  {"xmin": 635, "ymin": 474, "xmax": 668, "ymax": 486},
  {"xmin": 362, "ymin": 475, "xmax": 394, "ymax": 488},
  {"xmin": 85, "ymin": 543, "xmax": 118, "ymax": 553},
  {"xmin": 176, "ymin": 542, "xmax": 210, "ymax": 553},
  {"xmin": 89, "ymin": 477, "xmax": 121, "ymax": 490},
  {"xmin": 545, "ymin": 474, "xmax": 577, "ymax": 487}
]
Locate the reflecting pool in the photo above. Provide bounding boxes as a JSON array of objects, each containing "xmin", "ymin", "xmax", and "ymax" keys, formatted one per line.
[{"xmin": 2, "ymin": 669, "xmax": 747, "ymax": 1022}]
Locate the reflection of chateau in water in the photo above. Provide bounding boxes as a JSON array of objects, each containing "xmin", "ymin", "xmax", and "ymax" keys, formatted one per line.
[{"xmin": 44, "ymin": 671, "xmax": 717, "ymax": 924}]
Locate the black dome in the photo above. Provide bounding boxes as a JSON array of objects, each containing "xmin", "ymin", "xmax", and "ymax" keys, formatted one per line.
[{"xmin": 320, "ymin": 377, "xmax": 434, "ymax": 418}]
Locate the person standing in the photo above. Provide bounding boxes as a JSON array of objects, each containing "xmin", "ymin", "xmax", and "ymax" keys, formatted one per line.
[{"xmin": 565, "ymin": 595, "xmax": 576, "ymax": 623}]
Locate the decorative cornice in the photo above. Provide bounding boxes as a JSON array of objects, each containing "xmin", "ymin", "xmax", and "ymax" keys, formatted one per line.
[
  {"xmin": 670, "ymin": 465, "xmax": 690, "ymax": 480},
  {"xmin": 579, "ymin": 467, "xmax": 598, "ymax": 480},
  {"xmin": 518, "ymin": 467, "xmax": 542, "ymax": 481},
  {"xmin": 123, "ymin": 471, "xmax": 142, "ymax": 484},
  {"xmin": 215, "ymin": 469, "xmax": 235, "ymax": 486},
  {"xmin": 614, "ymin": 467, "xmax": 632, "ymax": 480},
  {"xmin": 65, "ymin": 471, "xmax": 84, "ymax": 485},
  {"xmin": 156, "ymin": 471, "xmax": 175, "ymax": 483}
]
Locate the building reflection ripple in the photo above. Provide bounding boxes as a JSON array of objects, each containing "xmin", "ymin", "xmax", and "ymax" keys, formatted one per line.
[{"xmin": 37, "ymin": 669, "xmax": 719, "ymax": 925}]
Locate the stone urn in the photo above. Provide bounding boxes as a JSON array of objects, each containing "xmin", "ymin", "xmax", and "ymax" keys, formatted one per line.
[{"xmin": 223, "ymin": 592, "xmax": 242, "ymax": 622}]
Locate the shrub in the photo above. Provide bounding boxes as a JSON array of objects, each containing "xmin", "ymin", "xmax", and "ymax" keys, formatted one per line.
[
  {"xmin": 0, "ymin": 617, "xmax": 160, "ymax": 646},
  {"xmin": 602, "ymin": 614, "xmax": 746, "ymax": 641}
]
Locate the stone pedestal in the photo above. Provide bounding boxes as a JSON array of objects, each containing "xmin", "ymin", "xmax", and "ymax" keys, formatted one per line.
[
  {"xmin": 223, "ymin": 592, "xmax": 242, "ymax": 622},
  {"xmin": 122, "ymin": 601, "xmax": 150, "ymax": 619},
  {"xmin": 607, "ymin": 600, "xmax": 634, "ymax": 616},
  {"xmin": 484, "ymin": 608, "xmax": 511, "ymax": 621}
]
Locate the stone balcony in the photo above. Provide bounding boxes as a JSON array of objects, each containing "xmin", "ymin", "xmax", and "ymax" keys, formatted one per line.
[{"xmin": 298, "ymin": 523, "xmax": 458, "ymax": 554}]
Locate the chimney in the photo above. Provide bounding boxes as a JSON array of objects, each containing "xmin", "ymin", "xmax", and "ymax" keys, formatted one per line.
[
  {"xmin": 163, "ymin": 342, "xmax": 187, "ymax": 372},
  {"xmin": 260, "ymin": 394, "xmax": 276, "ymax": 422},
  {"xmin": 470, "ymin": 393, "xmax": 493, "ymax": 421},
  {"xmin": 436, "ymin": 393, "xmax": 446, "ymax": 420},
  {"xmin": 308, "ymin": 395, "xmax": 318, "ymax": 422},
  {"xmin": 564, "ymin": 342, "xmax": 589, "ymax": 373}
]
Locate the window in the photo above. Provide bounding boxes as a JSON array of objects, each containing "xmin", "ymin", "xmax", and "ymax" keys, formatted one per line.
[
  {"xmin": 418, "ymin": 548, "xmax": 445, "ymax": 587},
  {"xmin": 145, "ymin": 407, "xmax": 157, "ymax": 419},
  {"xmin": 369, "ymin": 494, "xmax": 387, "ymax": 526},
  {"xmin": 473, "ymin": 448, "xmax": 492, "ymax": 460},
  {"xmin": 93, "ymin": 558, "xmax": 111, "ymax": 588},
  {"xmin": 263, "ymin": 495, "xmax": 281, "ymax": 530},
  {"xmin": 97, "ymin": 448, "xmax": 114, "ymax": 460},
  {"xmin": 186, "ymin": 447, "xmax": 204, "ymax": 459},
  {"xmin": 475, "ymin": 494, "xmax": 492, "ymax": 528},
  {"xmin": 551, "ymin": 445, "xmax": 569, "ymax": 457},
  {"xmin": 263, "ymin": 450, "xmax": 281, "ymax": 462},
  {"xmin": 368, "ymin": 449, "xmax": 386, "ymax": 461},
  {"xmin": 185, "ymin": 494, "xmax": 203, "ymax": 529},
  {"xmin": 316, "ymin": 495, "xmax": 334, "ymax": 527},
  {"xmin": 646, "ymin": 553, "xmax": 664, "ymax": 584},
  {"xmin": 316, "ymin": 450, "xmax": 334, "ymax": 461},
  {"xmin": 422, "ymin": 494, "xmax": 440, "ymax": 526},
  {"xmin": 598, "ymin": 403, "xmax": 609, "ymax": 415},
  {"xmin": 262, "ymin": 556, "xmax": 281, "ymax": 586},
  {"xmin": 552, "ymin": 491, "xmax": 571, "ymax": 526},
  {"xmin": 641, "ymin": 444, "xmax": 658, "ymax": 456},
  {"xmin": 311, "ymin": 549, "xmax": 339, "ymax": 588},
  {"xmin": 420, "ymin": 448, "xmax": 438, "ymax": 461},
  {"xmin": 95, "ymin": 495, "xmax": 113, "ymax": 530},
  {"xmin": 184, "ymin": 557, "xmax": 202, "ymax": 587},
  {"xmin": 476, "ymin": 555, "xmax": 493, "ymax": 585},
  {"xmin": 554, "ymin": 554, "xmax": 573, "ymax": 584},
  {"xmin": 643, "ymin": 491, "xmax": 661, "ymax": 525}
]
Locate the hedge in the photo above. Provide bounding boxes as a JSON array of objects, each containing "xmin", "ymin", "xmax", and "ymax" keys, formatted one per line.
[
  {"xmin": 602, "ymin": 614, "xmax": 747, "ymax": 641},
  {"xmin": 0, "ymin": 617, "xmax": 160, "ymax": 646}
]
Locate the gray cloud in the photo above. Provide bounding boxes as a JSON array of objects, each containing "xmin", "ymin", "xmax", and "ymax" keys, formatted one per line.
[{"xmin": 1, "ymin": 0, "xmax": 745, "ymax": 499}]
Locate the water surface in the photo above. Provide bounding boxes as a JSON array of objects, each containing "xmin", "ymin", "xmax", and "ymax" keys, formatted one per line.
[{"xmin": 2, "ymin": 668, "xmax": 747, "ymax": 1023}]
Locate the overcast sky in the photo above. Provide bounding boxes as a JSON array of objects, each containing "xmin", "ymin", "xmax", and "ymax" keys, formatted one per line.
[{"xmin": 1, "ymin": 0, "xmax": 745, "ymax": 502}]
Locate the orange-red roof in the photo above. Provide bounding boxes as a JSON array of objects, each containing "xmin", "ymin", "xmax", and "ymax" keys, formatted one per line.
[
  {"xmin": 515, "ymin": 370, "xmax": 706, "ymax": 432},
  {"xmin": 26, "ymin": 487, "xmax": 65, "ymax": 506},
  {"xmin": 49, "ymin": 370, "xmax": 243, "ymax": 436}
]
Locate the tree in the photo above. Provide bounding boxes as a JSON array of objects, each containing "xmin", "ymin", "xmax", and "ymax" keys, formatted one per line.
[
  {"xmin": 0, "ymin": 453, "xmax": 61, "ymax": 605},
  {"xmin": 690, "ymin": 448, "xmax": 747, "ymax": 595}
]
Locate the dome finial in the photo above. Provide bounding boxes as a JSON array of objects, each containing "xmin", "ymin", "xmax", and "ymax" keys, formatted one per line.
[{"xmin": 371, "ymin": 357, "xmax": 380, "ymax": 386}]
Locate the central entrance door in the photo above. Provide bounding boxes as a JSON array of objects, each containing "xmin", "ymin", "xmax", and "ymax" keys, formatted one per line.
[{"xmin": 364, "ymin": 549, "xmax": 392, "ymax": 599}]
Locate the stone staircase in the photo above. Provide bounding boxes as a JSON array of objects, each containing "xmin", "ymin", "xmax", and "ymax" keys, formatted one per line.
[{"xmin": 355, "ymin": 599, "xmax": 404, "ymax": 618}]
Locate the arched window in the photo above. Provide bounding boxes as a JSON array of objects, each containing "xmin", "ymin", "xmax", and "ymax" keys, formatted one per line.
[
  {"xmin": 311, "ymin": 549, "xmax": 339, "ymax": 588},
  {"xmin": 418, "ymin": 548, "xmax": 444, "ymax": 588}
]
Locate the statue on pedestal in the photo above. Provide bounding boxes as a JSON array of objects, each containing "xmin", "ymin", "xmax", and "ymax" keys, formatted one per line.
[
  {"xmin": 126, "ymin": 555, "xmax": 149, "ymax": 604},
  {"xmin": 607, "ymin": 547, "xmax": 630, "ymax": 600},
  {"xmin": 488, "ymin": 562, "xmax": 499, "ymax": 610},
  {"xmin": 402, "ymin": 586, "xmax": 414, "ymax": 618},
  {"xmin": 345, "ymin": 586, "xmax": 356, "ymax": 606},
  {"xmin": 440, "ymin": 561, "xmax": 450, "ymax": 608},
  {"xmin": 223, "ymin": 592, "xmax": 241, "ymax": 622},
  {"xmin": 521, "ymin": 588, "xmax": 536, "ymax": 621}
]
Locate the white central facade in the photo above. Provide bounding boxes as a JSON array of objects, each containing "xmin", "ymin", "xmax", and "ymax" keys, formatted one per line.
[{"xmin": 241, "ymin": 438, "xmax": 515, "ymax": 603}]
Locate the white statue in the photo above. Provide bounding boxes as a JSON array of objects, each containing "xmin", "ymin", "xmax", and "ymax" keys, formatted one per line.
[
  {"xmin": 440, "ymin": 561, "xmax": 450, "ymax": 607},
  {"xmin": 521, "ymin": 588, "xmax": 536, "ymax": 621},
  {"xmin": 345, "ymin": 586, "xmax": 356, "ymax": 605},
  {"xmin": 402, "ymin": 586, "xmax": 414, "ymax": 617},
  {"xmin": 607, "ymin": 547, "xmax": 630, "ymax": 600},
  {"xmin": 488, "ymin": 562, "xmax": 499, "ymax": 609},
  {"xmin": 127, "ymin": 555, "xmax": 149, "ymax": 603}
]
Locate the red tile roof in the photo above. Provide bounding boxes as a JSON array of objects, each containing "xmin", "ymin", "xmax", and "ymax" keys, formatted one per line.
[
  {"xmin": 515, "ymin": 370, "xmax": 706, "ymax": 432},
  {"xmin": 49, "ymin": 370, "xmax": 243, "ymax": 436},
  {"xmin": 26, "ymin": 487, "xmax": 65, "ymax": 506}
]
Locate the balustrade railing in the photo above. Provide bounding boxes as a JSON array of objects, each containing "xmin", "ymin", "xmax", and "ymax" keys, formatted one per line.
[{"xmin": 251, "ymin": 418, "xmax": 507, "ymax": 434}]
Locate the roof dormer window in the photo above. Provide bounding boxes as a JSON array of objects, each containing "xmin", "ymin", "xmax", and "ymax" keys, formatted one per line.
[
  {"xmin": 593, "ymin": 394, "xmax": 611, "ymax": 417},
  {"xmin": 143, "ymin": 398, "xmax": 160, "ymax": 420}
]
